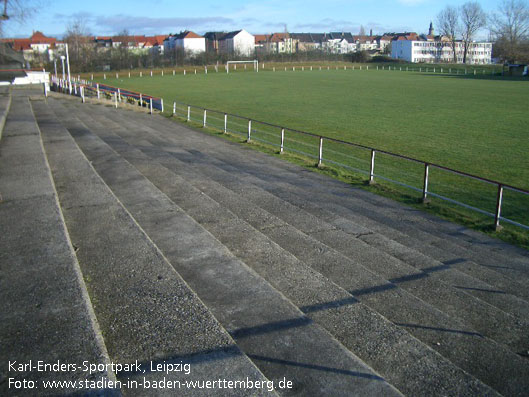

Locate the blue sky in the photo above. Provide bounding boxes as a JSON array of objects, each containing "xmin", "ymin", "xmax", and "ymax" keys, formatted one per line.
[{"xmin": 3, "ymin": 0, "xmax": 499, "ymax": 38}]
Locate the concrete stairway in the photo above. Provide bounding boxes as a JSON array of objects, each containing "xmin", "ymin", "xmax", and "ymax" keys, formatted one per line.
[
  {"xmin": 2, "ymin": 89, "xmax": 529, "ymax": 395},
  {"xmin": 52, "ymin": 96, "xmax": 529, "ymax": 394},
  {"xmin": 0, "ymin": 90, "xmax": 116, "ymax": 395}
]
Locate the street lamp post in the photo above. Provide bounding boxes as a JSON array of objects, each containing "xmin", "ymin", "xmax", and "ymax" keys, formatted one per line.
[
  {"xmin": 60, "ymin": 56, "xmax": 65, "ymax": 80},
  {"xmin": 65, "ymin": 43, "xmax": 71, "ymax": 94}
]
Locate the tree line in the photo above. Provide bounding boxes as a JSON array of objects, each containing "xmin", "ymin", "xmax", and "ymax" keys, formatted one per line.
[{"xmin": 437, "ymin": 0, "xmax": 529, "ymax": 63}]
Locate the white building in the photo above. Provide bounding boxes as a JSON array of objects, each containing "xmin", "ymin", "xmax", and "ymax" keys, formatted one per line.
[
  {"xmin": 164, "ymin": 31, "xmax": 205, "ymax": 55},
  {"xmin": 390, "ymin": 25, "xmax": 492, "ymax": 64},
  {"xmin": 218, "ymin": 30, "xmax": 255, "ymax": 57},
  {"xmin": 324, "ymin": 33, "xmax": 356, "ymax": 54}
]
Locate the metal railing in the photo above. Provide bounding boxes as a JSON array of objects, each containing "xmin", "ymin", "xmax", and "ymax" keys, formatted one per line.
[
  {"xmin": 78, "ymin": 63, "xmax": 502, "ymax": 81},
  {"xmin": 50, "ymin": 76, "xmax": 164, "ymax": 113},
  {"xmin": 170, "ymin": 100, "xmax": 529, "ymax": 232},
  {"xmin": 48, "ymin": 75, "xmax": 528, "ymax": 231}
]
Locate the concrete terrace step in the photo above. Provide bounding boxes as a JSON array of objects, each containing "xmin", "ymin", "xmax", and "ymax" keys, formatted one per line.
[
  {"xmin": 52, "ymin": 98, "xmax": 529, "ymax": 395},
  {"xmin": 44, "ymin": 98, "xmax": 402, "ymax": 396},
  {"xmin": 82, "ymin": 103, "xmax": 529, "ymax": 360},
  {"xmin": 49, "ymin": 99, "xmax": 500, "ymax": 396},
  {"xmin": 31, "ymin": 99, "xmax": 276, "ymax": 396},
  {"xmin": 0, "ymin": 93, "xmax": 115, "ymax": 395},
  {"xmin": 142, "ymin": 113, "xmax": 529, "ymax": 283},
  {"xmin": 114, "ymin": 105, "xmax": 529, "ymax": 304},
  {"xmin": 82, "ymin": 101, "xmax": 529, "ymax": 319}
]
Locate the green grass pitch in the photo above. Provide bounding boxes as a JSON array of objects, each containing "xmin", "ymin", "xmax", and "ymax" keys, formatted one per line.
[{"xmin": 96, "ymin": 68, "xmax": 529, "ymax": 238}]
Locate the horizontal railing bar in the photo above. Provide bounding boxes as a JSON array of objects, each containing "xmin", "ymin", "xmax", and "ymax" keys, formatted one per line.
[
  {"xmin": 52, "ymin": 82, "xmax": 529, "ymax": 230},
  {"xmin": 499, "ymin": 216, "xmax": 529, "ymax": 231},
  {"xmin": 284, "ymin": 146, "xmax": 319, "ymax": 159},
  {"xmin": 503, "ymin": 185, "xmax": 529, "ymax": 196},
  {"xmin": 373, "ymin": 174, "xmax": 423, "ymax": 193},
  {"xmin": 323, "ymin": 159, "xmax": 371, "ymax": 176},
  {"xmin": 168, "ymin": 100, "xmax": 529, "ymax": 195},
  {"xmin": 252, "ymin": 137, "xmax": 281, "ymax": 147},
  {"xmin": 427, "ymin": 192, "xmax": 495, "ymax": 217}
]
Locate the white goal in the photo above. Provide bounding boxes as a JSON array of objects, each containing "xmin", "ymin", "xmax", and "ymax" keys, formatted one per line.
[{"xmin": 226, "ymin": 60, "xmax": 259, "ymax": 74}]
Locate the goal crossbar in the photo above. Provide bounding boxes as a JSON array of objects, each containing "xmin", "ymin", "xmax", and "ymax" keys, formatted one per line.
[{"xmin": 226, "ymin": 60, "xmax": 259, "ymax": 73}]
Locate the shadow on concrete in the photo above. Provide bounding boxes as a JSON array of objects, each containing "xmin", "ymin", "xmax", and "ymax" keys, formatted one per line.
[
  {"xmin": 394, "ymin": 323, "xmax": 484, "ymax": 338},
  {"xmin": 247, "ymin": 354, "xmax": 386, "ymax": 381}
]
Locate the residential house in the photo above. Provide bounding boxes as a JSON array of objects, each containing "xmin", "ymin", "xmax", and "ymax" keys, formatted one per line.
[
  {"xmin": 164, "ymin": 31, "xmax": 205, "ymax": 55},
  {"xmin": 204, "ymin": 32, "xmax": 228, "ymax": 54},
  {"xmin": 218, "ymin": 30, "xmax": 255, "ymax": 57},
  {"xmin": 265, "ymin": 33, "xmax": 296, "ymax": 54},
  {"xmin": 254, "ymin": 34, "xmax": 271, "ymax": 54},
  {"xmin": 0, "ymin": 31, "xmax": 65, "ymax": 62},
  {"xmin": 290, "ymin": 33, "xmax": 322, "ymax": 52},
  {"xmin": 144, "ymin": 35, "xmax": 167, "ymax": 55}
]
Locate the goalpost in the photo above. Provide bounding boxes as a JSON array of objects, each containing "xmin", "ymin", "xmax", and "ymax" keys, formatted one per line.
[{"xmin": 226, "ymin": 60, "xmax": 259, "ymax": 74}]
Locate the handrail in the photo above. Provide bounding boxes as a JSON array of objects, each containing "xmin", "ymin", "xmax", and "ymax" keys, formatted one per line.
[
  {"xmin": 49, "ymin": 76, "xmax": 529, "ymax": 231},
  {"xmin": 172, "ymin": 98, "xmax": 529, "ymax": 196}
]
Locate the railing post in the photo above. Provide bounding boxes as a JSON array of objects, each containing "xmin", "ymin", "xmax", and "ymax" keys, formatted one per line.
[
  {"xmin": 224, "ymin": 113, "xmax": 227, "ymax": 133},
  {"xmin": 81, "ymin": 86, "xmax": 85, "ymax": 103},
  {"xmin": 187, "ymin": 105, "xmax": 190, "ymax": 121},
  {"xmin": 247, "ymin": 119, "xmax": 252, "ymax": 142},
  {"xmin": 117, "ymin": 88, "xmax": 121, "ymax": 102},
  {"xmin": 203, "ymin": 109, "xmax": 207, "ymax": 127},
  {"xmin": 280, "ymin": 128, "xmax": 285, "ymax": 154},
  {"xmin": 161, "ymin": 98, "xmax": 164, "ymax": 113},
  {"xmin": 96, "ymin": 83, "xmax": 100, "ymax": 99},
  {"xmin": 173, "ymin": 101, "xmax": 176, "ymax": 115},
  {"xmin": 422, "ymin": 163, "xmax": 430, "ymax": 203},
  {"xmin": 494, "ymin": 184, "xmax": 504, "ymax": 231},
  {"xmin": 369, "ymin": 149, "xmax": 376, "ymax": 184},
  {"xmin": 139, "ymin": 93, "xmax": 142, "ymax": 105},
  {"xmin": 43, "ymin": 82, "xmax": 47, "ymax": 97},
  {"xmin": 114, "ymin": 92, "xmax": 118, "ymax": 108},
  {"xmin": 149, "ymin": 97, "xmax": 153, "ymax": 114},
  {"xmin": 318, "ymin": 137, "xmax": 323, "ymax": 167}
]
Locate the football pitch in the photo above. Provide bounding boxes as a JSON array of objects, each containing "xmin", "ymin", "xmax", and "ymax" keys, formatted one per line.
[{"xmin": 96, "ymin": 68, "xmax": 529, "ymax": 236}]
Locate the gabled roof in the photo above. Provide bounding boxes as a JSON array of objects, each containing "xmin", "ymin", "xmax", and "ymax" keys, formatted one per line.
[
  {"xmin": 329, "ymin": 32, "xmax": 355, "ymax": 43},
  {"xmin": 172, "ymin": 31, "xmax": 203, "ymax": 39},
  {"xmin": 0, "ymin": 38, "xmax": 32, "ymax": 51},
  {"xmin": 30, "ymin": 31, "xmax": 56, "ymax": 44},
  {"xmin": 254, "ymin": 34, "xmax": 270, "ymax": 44},
  {"xmin": 223, "ymin": 30, "xmax": 244, "ymax": 39},
  {"xmin": 144, "ymin": 35, "xmax": 167, "ymax": 46},
  {"xmin": 290, "ymin": 33, "xmax": 314, "ymax": 42},
  {"xmin": 269, "ymin": 33, "xmax": 291, "ymax": 43},
  {"xmin": 204, "ymin": 32, "xmax": 228, "ymax": 41},
  {"xmin": 388, "ymin": 32, "xmax": 420, "ymax": 41}
]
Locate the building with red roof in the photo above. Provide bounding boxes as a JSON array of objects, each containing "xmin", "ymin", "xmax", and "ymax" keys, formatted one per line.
[{"xmin": 164, "ymin": 31, "xmax": 205, "ymax": 55}]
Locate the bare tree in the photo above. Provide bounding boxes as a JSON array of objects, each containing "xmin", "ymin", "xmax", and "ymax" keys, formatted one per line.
[
  {"xmin": 489, "ymin": 0, "xmax": 529, "ymax": 63},
  {"xmin": 460, "ymin": 1, "xmax": 487, "ymax": 63},
  {"xmin": 113, "ymin": 29, "xmax": 132, "ymax": 70},
  {"xmin": 64, "ymin": 19, "xmax": 95, "ymax": 71},
  {"xmin": 0, "ymin": 0, "xmax": 39, "ymax": 36},
  {"xmin": 437, "ymin": 5, "xmax": 460, "ymax": 62}
]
